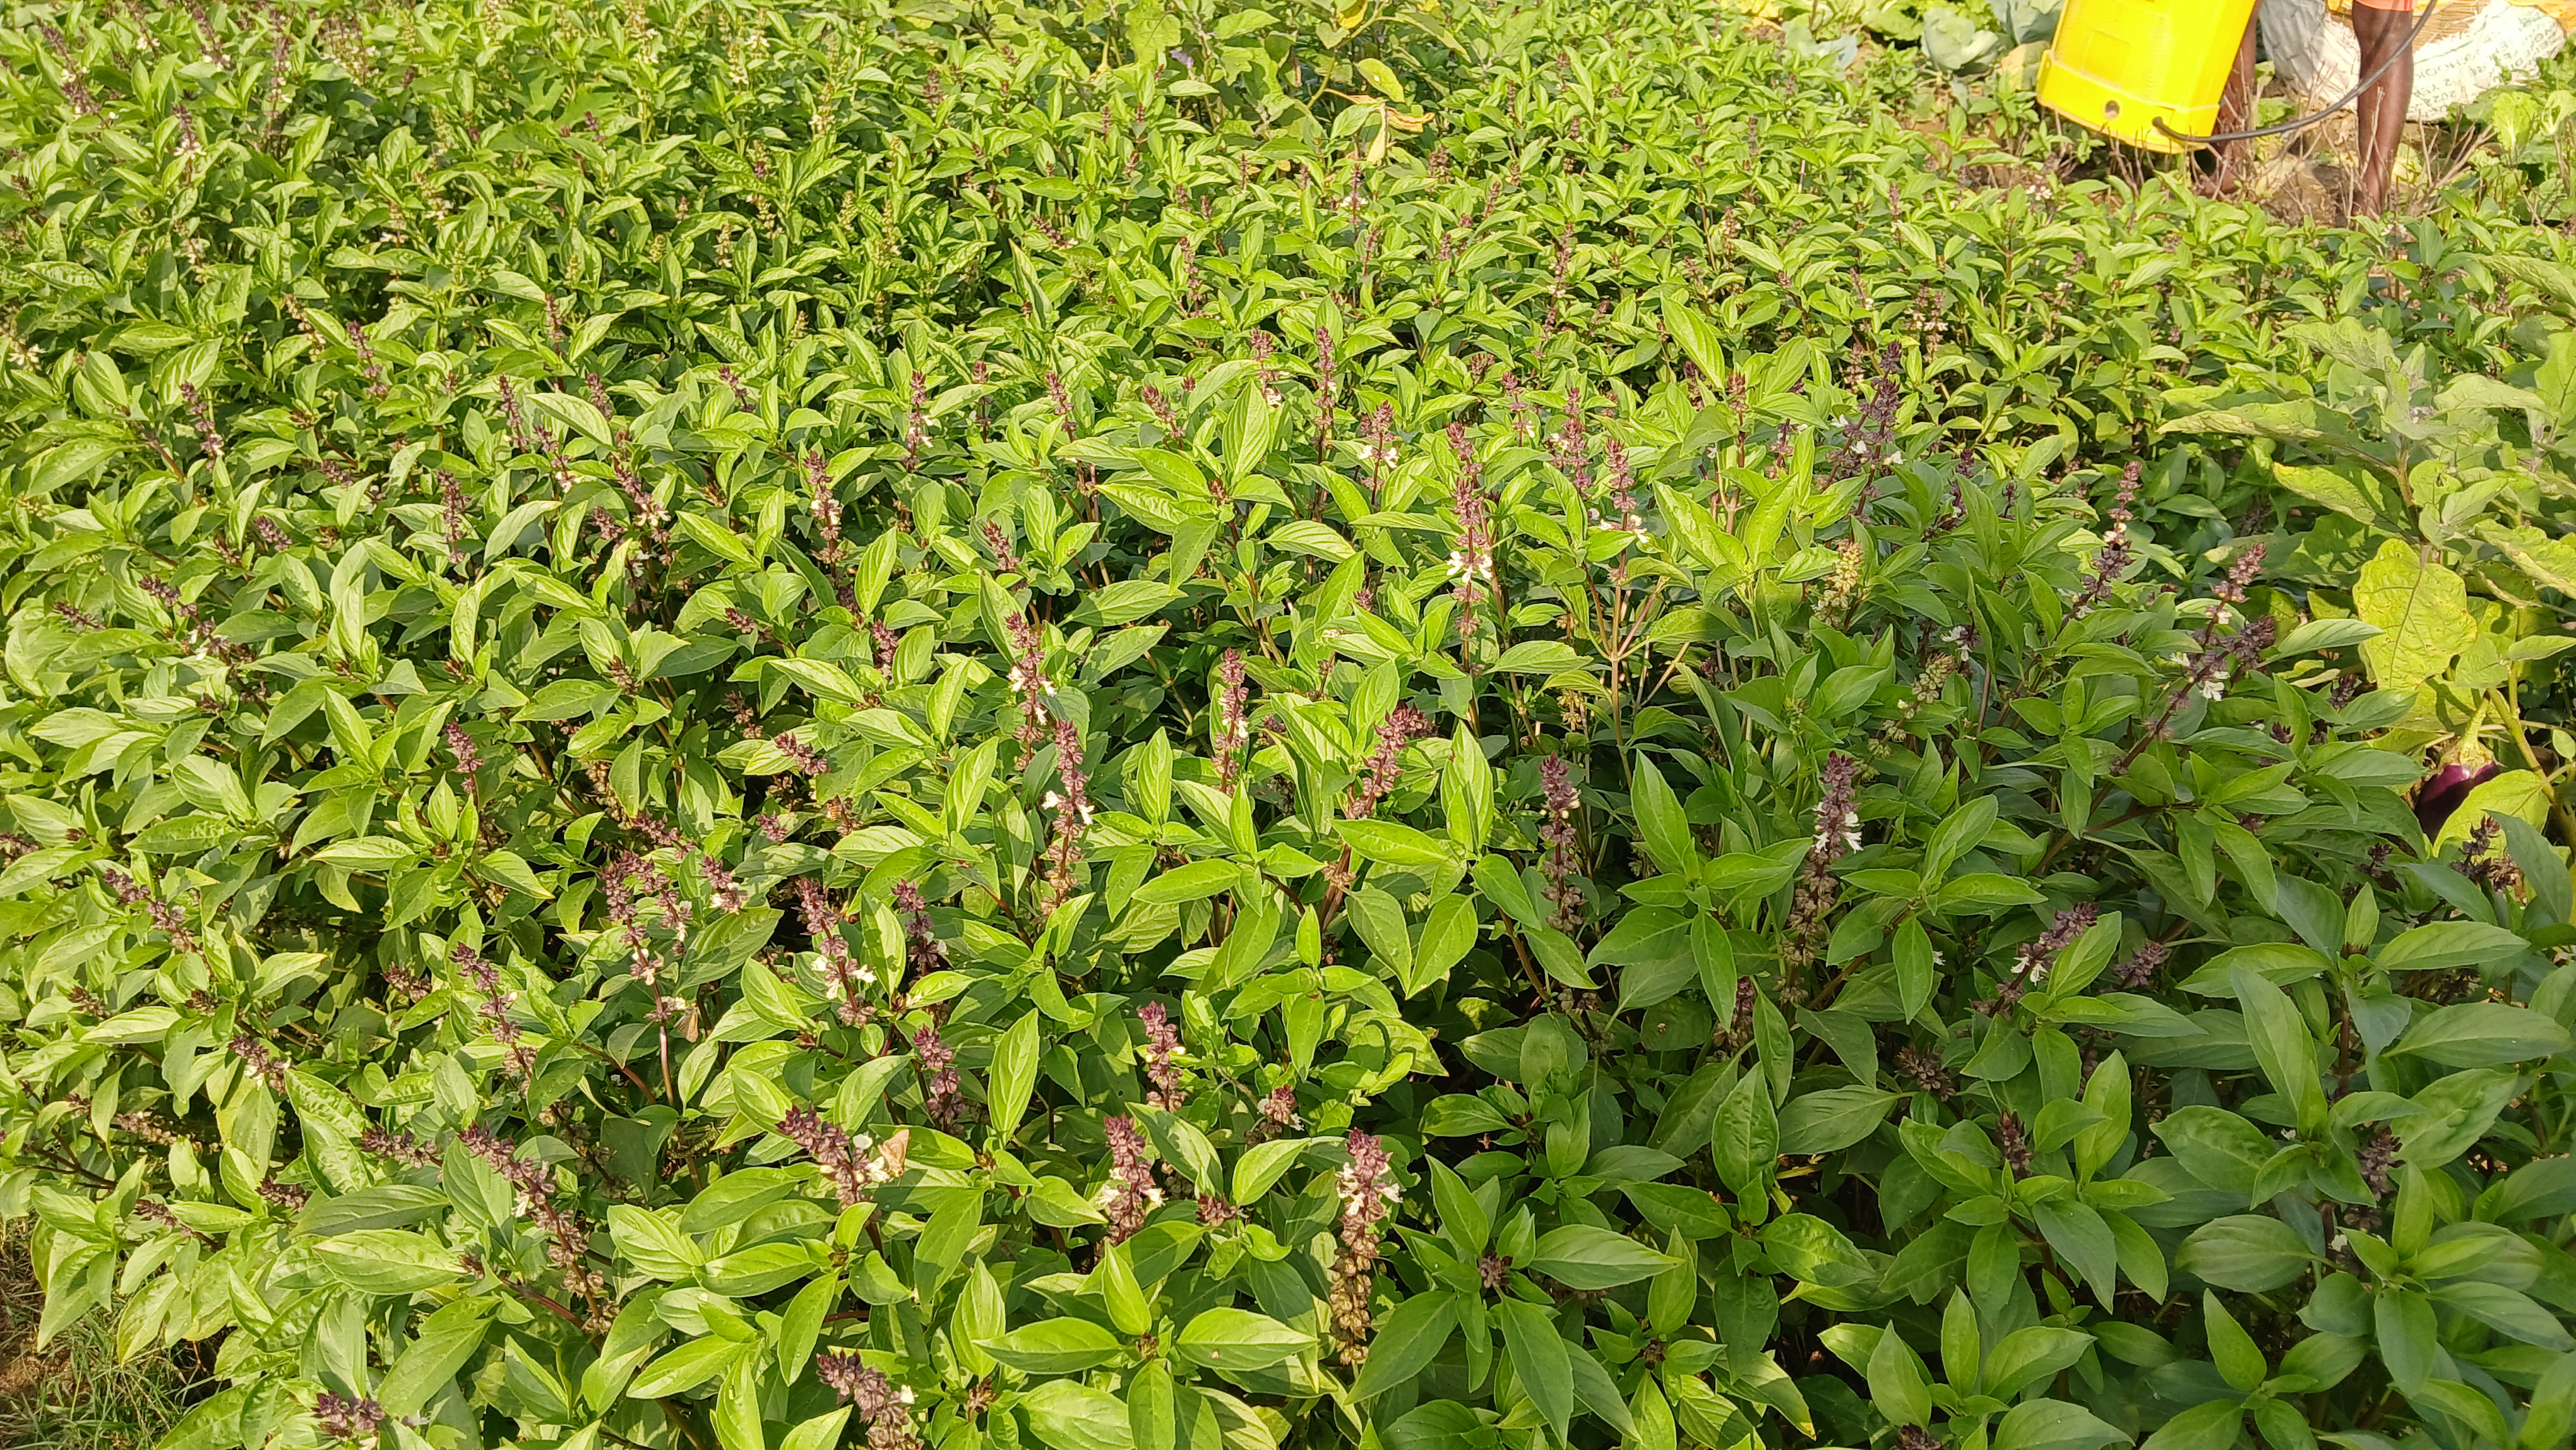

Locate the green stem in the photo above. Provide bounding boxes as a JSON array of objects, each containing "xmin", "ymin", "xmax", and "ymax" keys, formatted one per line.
[{"xmin": 2503, "ymin": 681, "xmax": 2576, "ymax": 846}]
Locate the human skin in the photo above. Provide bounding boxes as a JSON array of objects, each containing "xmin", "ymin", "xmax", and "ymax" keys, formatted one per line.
[
  {"xmin": 2350, "ymin": 0, "xmax": 2415, "ymax": 213},
  {"xmin": 2205, "ymin": 4, "xmax": 2412, "ymax": 214}
]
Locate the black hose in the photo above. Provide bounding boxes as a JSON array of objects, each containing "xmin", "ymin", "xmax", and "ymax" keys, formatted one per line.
[{"xmin": 2149, "ymin": 0, "xmax": 2442, "ymax": 146}]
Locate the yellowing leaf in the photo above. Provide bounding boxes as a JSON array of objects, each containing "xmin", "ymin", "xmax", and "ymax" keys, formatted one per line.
[
  {"xmin": 2354, "ymin": 539, "xmax": 2476, "ymax": 692},
  {"xmin": 2481, "ymin": 522, "xmax": 2576, "ymax": 596},
  {"xmin": 2435, "ymin": 769, "xmax": 2554, "ymax": 851}
]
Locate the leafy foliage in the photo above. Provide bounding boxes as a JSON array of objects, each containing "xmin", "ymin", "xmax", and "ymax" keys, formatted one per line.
[
  {"xmin": 10, "ymin": 3, "xmax": 2576, "ymax": 1450},
  {"xmin": 2160, "ymin": 313, "xmax": 2576, "ymax": 853}
]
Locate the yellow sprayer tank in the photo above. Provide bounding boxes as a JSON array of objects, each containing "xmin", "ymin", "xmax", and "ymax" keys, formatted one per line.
[{"xmin": 2036, "ymin": 0, "xmax": 2261, "ymax": 152}]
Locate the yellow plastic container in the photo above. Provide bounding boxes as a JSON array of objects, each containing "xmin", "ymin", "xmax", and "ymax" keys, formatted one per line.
[{"xmin": 2036, "ymin": 0, "xmax": 2260, "ymax": 153}]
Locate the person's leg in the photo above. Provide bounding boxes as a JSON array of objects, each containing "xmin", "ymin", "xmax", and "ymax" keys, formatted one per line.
[
  {"xmin": 2205, "ymin": 16, "xmax": 2262, "ymax": 195},
  {"xmin": 2351, "ymin": 0, "xmax": 2414, "ymax": 213}
]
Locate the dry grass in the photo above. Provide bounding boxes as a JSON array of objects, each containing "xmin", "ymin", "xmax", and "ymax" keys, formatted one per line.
[{"xmin": 0, "ymin": 1229, "xmax": 215, "ymax": 1450}]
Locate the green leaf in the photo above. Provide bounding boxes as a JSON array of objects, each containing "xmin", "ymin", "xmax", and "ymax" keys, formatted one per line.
[
  {"xmin": 715, "ymin": 1354, "xmax": 761, "ymax": 1450},
  {"xmin": 312, "ymin": 836, "xmax": 417, "ymax": 870},
  {"xmin": 1866, "ymin": 1319, "xmax": 1933, "ymax": 1427},
  {"xmin": 1134, "ymin": 860, "xmax": 1242, "ymax": 904},
  {"xmin": 1496, "ymin": 1298, "xmax": 1573, "ymax": 1442},
  {"xmin": 1233, "ymin": 1137, "xmax": 1316, "ymax": 1205},
  {"xmin": 2375, "ymin": 1288, "xmax": 2440, "ymax": 1393},
  {"xmin": 1631, "ymin": 755, "xmax": 1696, "ymax": 878},
  {"xmin": 1777, "ymin": 1087, "xmax": 1899, "ymax": 1154},
  {"xmin": 2177, "ymin": 1215, "xmax": 2313, "ymax": 1291},
  {"xmin": 1022, "ymin": 1379, "xmax": 1139, "ymax": 1450},
  {"xmin": 628, "ymin": 1336, "xmax": 749, "ymax": 1399},
  {"xmin": 2203, "ymin": 1291, "xmax": 2268, "ymax": 1392},
  {"xmin": 1128, "ymin": 1359, "xmax": 1175, "ymax": 1450},
  {"xmin": 2270, "ymin": 462, "xmax": 2403, "ymax": 530},
  {"xmin": 1525, "ymin": 1225, "xmax": 1676, "ymax": 1288},
  {"xmin": 2398, "ymin": 1068, "xmax": 2521, "ymax": 1166},
  {"xmin": 1267, "ymin": 520, "xmax": 1354, "ymax": 561},
  {"xmin": 2434, "ymin": 1280, "xmax": 2573, "ymax": 1350},
  {"xmin": 516, "ymin": 677, "xmax": 621, "ymax": 722},
  {"xmin": 1697, "ymin": 917, "xmax": 1741, "ymax": 1022},
  {"xmin": 379, "ymin": 1303, "xmax": 492, "ymax": 1417},
  {"xmin": 1711, "ymin": 1071, "xmax": 1777, "ymax": 1201},
  {"xmin": 1135, "ymin": 1106, "xmax": 1221, "ymax": 1195},
  {"xmin": 1921, "ymin": 796, "xmax": 1998, "ymax": 882},
  {"xmin": 312, "ymin": 1230, "xmax": 467, "ymax": 1293},
  {"xmin": 129, "ymin": 815, "xmax": 239, "ymax": 853},
  {"xmin": 1224, "ymin": 383, "xmax": 1276, "ymax": 481},
  {"xmin": 1933, "ymin": 873, "xmax": 2048, "ymax": 911},
  {"xmin": 1492, "ymin": 640, "xmax": 1585, "ymax": 674},
  {"xmin": 782, "ymin": 1410, "xmax": 853, "ymax": 1450},
  {"xmin": 988, "ymin": 1010, "xmax": 1042, "ymax": 1142},
  {"xmin": 780, "ymin": 1274, "xmax": 839, "ymax": 1379},
  {"xmin": 2233, "ymin": 965, "xmax": 2325, "ymax": 1134},
  {"xmin": 1096, "ymin": 1242, "xmax": 1152, "ymax": 1336},
  {"xmin": 770, "ymin": 656, "xmax": 871, "ymax": 705},
  {"xmin": 1662, "ymin": 300, "xmax": 1726, "ymax": 385},
  {"xmin": 2271, "ymin": 616, "xmax": 2384, "ymax": 655},
  {"xmin": 1076, "ymin": 580, "xmax": 1184, "ymax": 626},
  {"xmin": 2141, "ymin": 1400, "xmax": 2247, "ymax": 1450},
  {"xmin": 2377, "ymin": 920, "xmax": 2531, "ymax": 973},
  {"xmin": 2032, "ymin": 1197, "xmax": 2119, "ymax": 1302},
  {"xmin": 1408, "ymin": 894, "xmax": 1478, "ymax": 995},
  {"xmin": 2387, "ymin": 1001, "xmax": 2572, "ymax": 1065},
  {"xmin": 1525, "ymin": 924, "xmax": 1596, "ymax": 987},
  {"xmin": 1566, "ymin": 1339, "xmax": 1638, "ymax": 1435},
  {"xmin": 1174, "ymin": 1307, "xmax": 1312, "ymax": 1370},
  {"xmin": 1441, "ymin": 722, "xmax": 1494, "ymax": 855},
  {"xmin": 702, "ymin": 1239, "xmax": 826, "ymax": 1296},
  {"xmin": 983, "ymin": 1319, "xmax": 1125, "ymax": 1374},
  {"xmin": 607, "ymin": 1204, "xmax": 701, "ymax": 1279},
  {"xmin": 675, "ymin": 512, "xmax": 760, "ymax": 565},
  {"xmin": 1431, "ymin": 1159, "xmax": 1493, "ymax": 1259},
  {"xmin": 1991, "ymin": 1398, "xmax": 2126, "ymax": 1450},
  {"xmin": 1335, "ymin": 818, "xmax": 1451, "ymax": 870},
  {"xmin": 1352, "ymin": 1292, "xmax": 1457, "ymax": 1399},
  {"xmin": 1348, "ymin": 885, "xmax": 1413, "ymax": 974},
  {"xmin": 2150, "ymin": 1106, "xmax": 2270, "ymax": 1195}
]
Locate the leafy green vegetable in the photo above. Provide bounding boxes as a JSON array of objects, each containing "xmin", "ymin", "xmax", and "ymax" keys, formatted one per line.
[{"xmin": 12, "ymin": 1, "xmax": 2576, "ymax": 1449}]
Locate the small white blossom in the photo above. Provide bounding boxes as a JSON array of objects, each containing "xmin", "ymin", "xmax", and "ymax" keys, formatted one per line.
[
  {"xmin": 1337, "ymin": 1161, "xmax": 1401, "ymax": 1206},
  {"xmin": 1095, "ymin": 1177, "xmax": 1165, "ymax": 1212},
  {"xmin": 1008, "ymin": 659, "xmax": 1049, "ymax": 705}
]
